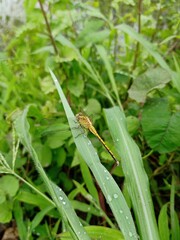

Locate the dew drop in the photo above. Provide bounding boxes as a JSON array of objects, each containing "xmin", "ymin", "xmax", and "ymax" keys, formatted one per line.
[
  {"xmin": 119, "ymin": 209, "xmax": 123, "ymax": 214},
  {"xmin": 59, "ymin": 196, "xmax": 63, "ymax": 200},
  {"xmin": 106, "ymin": 176, "xmax": 110, "ymax": 180},
  {"xmin": 116, "ymin": 138, "xmax": 120, "ymax": 142},
  {"xmin": 107, "ymin": 195, "xmax": 112, "ymax": 202},
  {"xmin": 113, "ymin": 193, "xmax": 118, "ymax": 199},
  {"xmin": 129, "ymin": 231, "xmax": 133, "ymax": 237},
  {"xmin": 87, "ymin": 141, "xmax": 91, "ymax": 146},
  {"xmin": 62, "ymin": 201, "xmax": 66, "ymax": 205},
  {"xmin": 126, "ymin": 216, "xmax": 129, "ymax": 220}
]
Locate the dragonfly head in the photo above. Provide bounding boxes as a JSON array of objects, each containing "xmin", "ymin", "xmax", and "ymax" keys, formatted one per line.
[{"xmin": 76, "ymin": 112, "xmax": 84, "ymax": 119}]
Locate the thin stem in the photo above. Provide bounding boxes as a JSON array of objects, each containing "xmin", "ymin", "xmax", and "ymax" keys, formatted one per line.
[
  {"xmin": 151, "ymin": 3, "xmax": 162, "ymax": 42},
  {"xmin": 126, "ymin": 0, "xmax": 143, "ymax": 95},
  {"xmin": 13, "ymin": 171, "xmax": 55, "ymax": 206},
  {"xmin": 38, "ymin": 0, "xmax": 72, "ymax": 102},
  {"xmin": 131, "ymin": 0, "xmax": 142, "ymax": 73},
  {"xmin": 38, "ymin": 0, "xmax": 59, "ymax": 55}
]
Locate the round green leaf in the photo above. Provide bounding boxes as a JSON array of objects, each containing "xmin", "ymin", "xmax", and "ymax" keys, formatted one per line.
[
  {"xmin": 142, "ymin": 98, "xmax": 180, "ymax": 153},
  {"xmin": 129, "ymin": 67, "xmax": 171, "ymax": 102},
  {"xmin": 0, "ymin": 175, "xmax": 19, "ymax": 197}
]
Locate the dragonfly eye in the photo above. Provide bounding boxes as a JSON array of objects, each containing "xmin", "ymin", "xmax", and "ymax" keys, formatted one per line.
[
  {"xmin": 76, "ymin": 112, "xmax": 83, "ymax": 119},
  {"xmin": 75, "ymin": 114, "xmax": 79, "ymax": 119}
]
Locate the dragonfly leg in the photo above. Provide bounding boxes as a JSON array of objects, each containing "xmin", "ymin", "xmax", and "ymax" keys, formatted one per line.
[{"xmin": 74, "ymin": 128, "xmax": 86, "ymax": 138}]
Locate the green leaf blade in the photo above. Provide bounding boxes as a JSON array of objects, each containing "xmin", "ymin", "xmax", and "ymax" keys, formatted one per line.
[
  {"xmin": 13, "ymin": 105, "xmax": 91, "ymax": 240},
  {"xmin": 158, "ymin": 204, "xmax": 170, "ymax": 240},
  {"xmin": 104, "ymin": 107, "xmax": 160, "ymax": 240},
  {"xmin": 128, "ymin": 67, "xmax": 171, "ymax": 102},
  {"xmin": 141, "ymin": 98, "xmax": 180, "ymax": 153},
  {"xmin": 49, "ymin": 70, "xmax": 138, "ymax": 240}
]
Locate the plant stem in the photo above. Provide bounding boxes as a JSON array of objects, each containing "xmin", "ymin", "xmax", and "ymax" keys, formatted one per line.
[{"xmin": 38, "ymin": 0, "xmax": 59, "ymax": 55}]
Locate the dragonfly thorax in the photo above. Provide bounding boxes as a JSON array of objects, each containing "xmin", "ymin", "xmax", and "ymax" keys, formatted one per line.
[{"xmin": 76, "ymin": 112, "xmax": 92, "ymax": 129}]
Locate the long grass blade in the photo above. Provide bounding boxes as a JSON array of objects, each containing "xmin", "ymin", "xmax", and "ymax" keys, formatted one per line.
[
  {"xmin": 50, "ymin": 69, "xmax": 138, "ymax": 240},
  {"xmin": 13, "ymin": 106, "xmax": 91, "ymax": 240},
  {"xmin": 104, "ymin": 107, "xmax": 160, "ymax": 240}
]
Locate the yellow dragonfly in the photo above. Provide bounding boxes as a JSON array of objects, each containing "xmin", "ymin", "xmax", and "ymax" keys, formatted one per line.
[{"xmin": 76, "ymin": 112, "xmax": 119, "ymax": 166}]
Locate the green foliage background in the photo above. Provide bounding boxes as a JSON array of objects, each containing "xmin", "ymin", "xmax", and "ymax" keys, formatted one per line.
[{"xmin": 0, "ymin": 0, "xmax": 179, "ymax": 239}]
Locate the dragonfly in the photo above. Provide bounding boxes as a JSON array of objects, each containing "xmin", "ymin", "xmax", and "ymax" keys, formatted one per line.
[
  {"xmin": 32, "ymin": 113, "xmax": 119, "ymax": 166},
  {"xmin": 76, "ymin": 112, "xmax": 119, "ymax": 166}
]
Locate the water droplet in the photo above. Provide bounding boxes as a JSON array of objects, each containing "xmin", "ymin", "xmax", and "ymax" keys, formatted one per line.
[
  {"xmin": 126, "ymin": 216, "xmax": 129, "ymax": 220},
  {"xmin": 87, "ymin": 140, "xmax": 91, "ymax": 146},
  {"xmin": 104, "ymin": 169, "xmax": 107, "ymax": 173},
  {"xmin": 107, "ymin": 195, "xmax": 112, "ymax": 202},
  {"xmin": 116, "ymin": 138, "xmax": 119, "ymax": 142},
  {"xmin": 94, "ymin": 152, "xmax": 98, "ymax": 156},
  {"xmin": 113, "ymin": 193, "xmax": 118, "ymax": 199},
  {"xmin": 62, "ymin": 201, "xmax": 66, "ymax": 205},
  {"xmin": 119, "ymin": 209, "xmax": 123, "ymax": 214},
  {"xmin": 106, "ymin": 176, "xmax": 110, "ymax": 180},
  {"xmin": 129, "ymin": 231, "xmax": 133, "ymax": 237},
  {"xmin": 59, "ymin": 196, "xmax": 63, "ymax": 200}
]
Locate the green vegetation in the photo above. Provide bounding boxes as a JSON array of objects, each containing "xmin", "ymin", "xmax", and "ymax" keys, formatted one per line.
[{"xmin": 0, "ymin": 0, "xmax": 179, "ymax": 240}]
